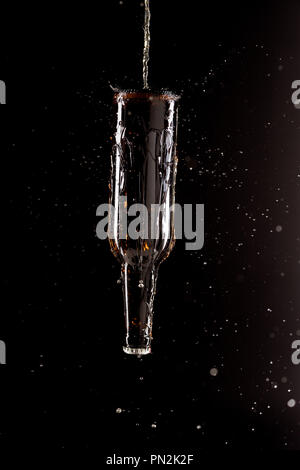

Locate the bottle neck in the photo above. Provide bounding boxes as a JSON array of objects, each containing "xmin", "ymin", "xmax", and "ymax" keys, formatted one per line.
[{"xmin": 121, "ymin": 262, "xmax": 158, "ymax": 355}]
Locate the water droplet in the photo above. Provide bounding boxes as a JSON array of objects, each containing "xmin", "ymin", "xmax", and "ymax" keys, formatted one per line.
[{"xmin": 287, "ymin": 399, "xmax": 296, "ymax": 408}]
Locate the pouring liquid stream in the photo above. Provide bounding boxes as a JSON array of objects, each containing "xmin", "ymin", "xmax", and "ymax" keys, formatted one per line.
[{"xmin": 143, "ymin": 0, "xmax": 151, "ymax": 89}]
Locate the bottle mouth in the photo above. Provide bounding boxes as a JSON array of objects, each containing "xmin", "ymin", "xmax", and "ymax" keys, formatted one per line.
[
  {"xmin": 123, "ymin": 346, "xmax": 152, "ymax": 356},
  {"xmin": 113, "ymin": 88, "xmax": 181, "ymax": 103}
]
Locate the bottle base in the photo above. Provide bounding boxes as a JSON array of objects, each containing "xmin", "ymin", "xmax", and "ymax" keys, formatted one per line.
[{"xmin": 123, "ymin": 346, "xmax": 151, "ymax": 356}]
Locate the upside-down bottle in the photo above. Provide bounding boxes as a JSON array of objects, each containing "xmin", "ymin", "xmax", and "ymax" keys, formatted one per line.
[{"xmin": 108, "ymin": 90, "xmax": 180, "ymax": 355}]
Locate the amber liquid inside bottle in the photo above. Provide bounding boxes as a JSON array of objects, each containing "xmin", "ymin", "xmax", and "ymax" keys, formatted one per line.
[{"xmin": 109, "ymin": 90, "xmax": 180, "ymax": 355}]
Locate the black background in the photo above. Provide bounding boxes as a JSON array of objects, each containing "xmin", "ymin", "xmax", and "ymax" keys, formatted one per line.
[{"xmin": 1, "ymin": 0, "xmax": 300, "ymax": 459}]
